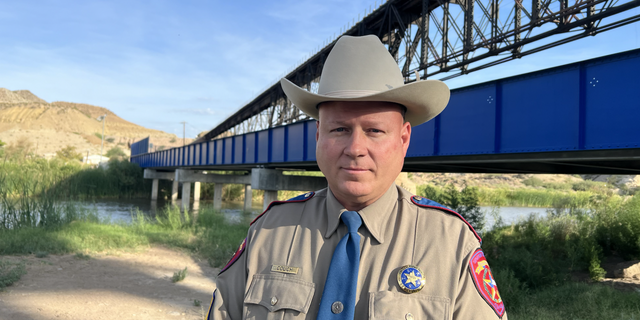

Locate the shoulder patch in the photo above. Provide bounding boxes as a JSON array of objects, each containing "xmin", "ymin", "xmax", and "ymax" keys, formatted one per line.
[
  {"xmin": 468, "ymin": 249, "xmax": 505, "ymax": 318},
  {"xmin": 250, "ymin": 192, "xmax": 315, "ymax": 225},
  {"xmin": 219, "ymin": 238, "xmax": 246, "ymax": 275},
  {"xmin": 411, "ymin": 195, "xmax": 482, "ymax": 243}
]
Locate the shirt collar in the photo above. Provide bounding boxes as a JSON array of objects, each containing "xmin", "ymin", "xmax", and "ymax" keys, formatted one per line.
[{"xmin": 325, "ymin": 183, "xmax": 399, "ymax": 244}]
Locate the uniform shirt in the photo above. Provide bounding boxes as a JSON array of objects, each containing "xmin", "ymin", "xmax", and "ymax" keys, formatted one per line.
[{"xmin": 209, "ymin": 183, "xmax": 506, "ymax": 319}]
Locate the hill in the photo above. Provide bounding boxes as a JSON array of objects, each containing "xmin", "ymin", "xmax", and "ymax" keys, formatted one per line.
[{"xmin": 0, "ymin": 88, "xmax": 191, "ymax": 157}]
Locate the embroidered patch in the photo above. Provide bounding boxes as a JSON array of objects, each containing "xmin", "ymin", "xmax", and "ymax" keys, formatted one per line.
[
  {"xmin": 219, "ymin": 238, "xmax": 246, "ymax": 275},
  {"xmin": 469, "ymin": 249, "xmax": 504, "ymax": 318}
]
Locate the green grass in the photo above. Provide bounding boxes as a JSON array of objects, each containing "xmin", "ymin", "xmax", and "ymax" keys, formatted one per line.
[
  {"xmin": 0, "ymin": 158, "xmax": 151, "ymax": 200},
  {"xmin": 505, "ymin": 282, "xmax": 640, "ymax": 319},
  {"xmin": 171, "ymin": 267, "xmax": 188, "ymax": 283},
  {"xmin": 0, "ymin": 259, "xmax": 26, "ymax": 291},
  {"xmin": 0, "ymin": 204, "xmax": 250, "ymax": 268}
]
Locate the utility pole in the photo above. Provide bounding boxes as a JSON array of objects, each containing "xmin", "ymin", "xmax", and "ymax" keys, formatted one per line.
[
  {"xmin": 97, "ymin": 114, "xmax": 107, "ymax": 161},
  {"xmin": 180, "ymin": 121, "xmax": 186, "ymax": 146}
]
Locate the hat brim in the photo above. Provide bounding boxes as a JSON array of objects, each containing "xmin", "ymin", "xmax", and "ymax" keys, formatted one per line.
[{"xmin": 280, "ymin": 78, "xmax": 450, "ymax": 127}]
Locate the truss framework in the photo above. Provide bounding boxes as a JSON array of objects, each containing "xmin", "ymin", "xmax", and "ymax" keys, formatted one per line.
[{"xmin": 201, "ymin": 0, "xmax": 640, "ymax": 141}]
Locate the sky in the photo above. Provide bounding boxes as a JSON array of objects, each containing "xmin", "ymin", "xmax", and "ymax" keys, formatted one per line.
[{"xmin": 1, "ymin": 1, "xmax": 639, "ymax": 138}]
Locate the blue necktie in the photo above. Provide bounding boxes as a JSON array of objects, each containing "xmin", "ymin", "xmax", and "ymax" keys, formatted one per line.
[{"xmin": 317, "ymin": 210, "xmax": 362, "ymax": 320}]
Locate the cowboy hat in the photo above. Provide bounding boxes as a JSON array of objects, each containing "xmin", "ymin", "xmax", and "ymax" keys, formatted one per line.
[{"xmin": 280, "ymin": 35, "xmax": 450, "ymax": 126}]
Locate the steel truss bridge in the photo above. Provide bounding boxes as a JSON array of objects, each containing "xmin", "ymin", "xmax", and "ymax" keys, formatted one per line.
[
  {"xmin": 197, "ymin": 0, "xmax": 640, "ymax": 141},
  {"xmin": 132, "ymin": 47, "xmax": 640, "ymax": 174}
]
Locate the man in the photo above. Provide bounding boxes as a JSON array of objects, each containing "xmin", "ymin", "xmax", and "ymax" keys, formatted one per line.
[{"xmin": 208, "ymin": 35, "xmax": 506, "ymax": 319}]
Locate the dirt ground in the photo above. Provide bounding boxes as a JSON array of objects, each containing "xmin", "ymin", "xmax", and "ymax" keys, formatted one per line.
[{"xmin": 0, "ymin": 247, "xmax": 218, "ymax": 320}]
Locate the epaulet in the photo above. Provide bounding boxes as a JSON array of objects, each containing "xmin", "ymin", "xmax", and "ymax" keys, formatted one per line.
[
  {"xmin": 410, "ymin": 195, "xmax": 482, "ymax": 243},
  {"xmin": 250, "ymin": 192, "xmax": 315, "ymax": 226},
  {"xmin": 219, "ymin": 192, "xmax": 316, "ymax": 275}
]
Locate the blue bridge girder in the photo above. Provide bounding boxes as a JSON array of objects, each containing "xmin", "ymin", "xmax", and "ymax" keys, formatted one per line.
[{"xmin": 131, "ymin": 48, "xmax": 640, "ymax": 174}]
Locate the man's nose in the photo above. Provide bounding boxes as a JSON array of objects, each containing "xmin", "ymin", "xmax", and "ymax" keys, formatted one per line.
[{"xmin": 344, "ymin": 130, "xmax": 367, "ymax": 158}]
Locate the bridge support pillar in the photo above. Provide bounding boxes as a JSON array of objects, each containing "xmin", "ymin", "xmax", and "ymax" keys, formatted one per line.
[
  {"xmin": 250, "ymin": 168, "xmax": 328, "ymax": 211},
  {"xmin": 213, "ymin": 184, "xmax": 223, "ymax": 210},
  {"xmin": 144, "ymin": 169, "xmax": 175, "ymax": 201},
  {"xmin": 193, "ymin": 182, "xmax": 201, "ymax": 201},
  {"xmin": 244, "ymin": 184, "xmax": 252, "ymax": 211},
  {"xmin": 182, "ymin": 182, "xmax": 191, "ymax": 210},
  {"xmin": 172, "ymin": 175, "xmax": 179, "ymax": 202},
  {"xmin": 151, "ymin": 179, "xmax": 159, "ymax": 200},
  {"xmin": 263, "ymin": 190, "xmax": 278, "ymax": 211}
]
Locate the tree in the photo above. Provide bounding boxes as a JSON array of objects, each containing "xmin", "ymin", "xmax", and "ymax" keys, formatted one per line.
[
  {"xmin": 56, "ymin": 145, "xmax": 83, "ymax": 162},
  {"xmin": 441, "ymin": 184, "xmax": 486, "ymax": 232},
  {"xmin": 106, "ymin": 146, "xmax": 127, "ymax": 160}
]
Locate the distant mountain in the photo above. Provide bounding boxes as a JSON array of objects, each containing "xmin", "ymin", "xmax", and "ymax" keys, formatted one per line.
[{"xmin": 0, "ymin": 88, "xmax": 190, "ymax": 156}]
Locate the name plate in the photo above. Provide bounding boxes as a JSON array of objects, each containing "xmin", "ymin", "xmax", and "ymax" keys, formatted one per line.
[{"xmin": 271, "ymin": 265, "xmax": 299, "ymax": 275}]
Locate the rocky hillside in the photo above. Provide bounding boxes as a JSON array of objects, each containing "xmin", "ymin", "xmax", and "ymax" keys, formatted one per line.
[{"xmin": 0, "ymin": 88, "xmax": 191, "ymax": 157}]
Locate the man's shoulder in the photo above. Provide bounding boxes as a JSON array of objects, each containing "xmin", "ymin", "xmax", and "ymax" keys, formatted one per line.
[
  {"xmin": 397, "ymin": 187, "xmax": 482, "ymax": 243},
  {"xmin": 250, "ymin": 188, "xmax": 327, "ymax": 227}
]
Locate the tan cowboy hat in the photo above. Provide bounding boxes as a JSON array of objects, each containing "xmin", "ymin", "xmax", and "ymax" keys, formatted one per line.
[{"xmin": 280, "ymin": 35, "xmax": 450, "ymax": 126}]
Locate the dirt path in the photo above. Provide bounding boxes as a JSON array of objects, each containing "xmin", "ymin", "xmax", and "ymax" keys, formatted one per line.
[{"xmin": 0, "ymin": 247, "xmax": 218, "ymax": 320}]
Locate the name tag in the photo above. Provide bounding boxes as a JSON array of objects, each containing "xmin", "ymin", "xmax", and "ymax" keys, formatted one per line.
[{"xmin": 271, "ymin": 265, "xmax": 299, "ymax": 275}]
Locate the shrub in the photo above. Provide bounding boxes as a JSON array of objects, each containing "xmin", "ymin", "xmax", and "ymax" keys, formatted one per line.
[
  {"xmin": 55, "ymin": 145, "xmax": 83, "ymax": 162},
  {"xmin": 171, "ymin": 267, "xmax": 188, "ymax": 283},
  {"xmin": 0, "ymin": 260, "xmax": 26, "ymax": 290}
]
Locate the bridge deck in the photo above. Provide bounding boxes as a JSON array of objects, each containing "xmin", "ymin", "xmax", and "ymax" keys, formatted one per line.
[{"xmin": 131, "ymin": 48, "xmax": 640, "ymax": 174}]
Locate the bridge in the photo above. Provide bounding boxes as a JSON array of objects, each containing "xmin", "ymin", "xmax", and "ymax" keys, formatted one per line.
[{"xmin": 129, "ymin": 0, "xmax": 640, "ymax": 209}]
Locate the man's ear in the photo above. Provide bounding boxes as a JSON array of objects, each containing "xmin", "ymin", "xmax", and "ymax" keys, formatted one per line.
[
  {"xmin": 316, "ymin": 121, "xmax": 320, "ymax": 142},
  {"xmin": 401, "ymin": 121, "xmax": 411, "ymax": 155}
]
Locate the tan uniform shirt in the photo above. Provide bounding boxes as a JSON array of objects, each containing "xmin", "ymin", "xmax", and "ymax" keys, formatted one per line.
[{"xmin": 209, "ymin": 184, "xmax": 506, "ymax": 319}]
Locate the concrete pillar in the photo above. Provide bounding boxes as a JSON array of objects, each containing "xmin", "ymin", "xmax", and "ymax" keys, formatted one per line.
[
  {"xmin": 193, "ymin": 182, "xmax": 201, "ymax": 201},
  {"xmin": 171, "ymin": 180, "xmax": 179, "ymax": 202},
  {"xmin": 213, "ymin": 184, "xmax": 224, "ymax": 210},
  {"xmin": 263, "ymin": 190, "xmax": 278, "ymax": 211},
  {"xmin": 244, "ymin": 184, "xmax": 252, "ymax": 212},
  {"xmin": 151, "ymin": 179, "xmax": 159, "ymax": 200},
  {"xmin": 182, "ymin": 182, "xmax": 191, "ymax": 210}
]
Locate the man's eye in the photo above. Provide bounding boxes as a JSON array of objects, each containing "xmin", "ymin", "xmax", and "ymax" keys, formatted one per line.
[
  {"xmin": 334, "ymin": 128, "xmax": 346, "ymax": 132},
  {"xmin": 370, "ymin": 129, "xmax": 383, "ymax": 133}
]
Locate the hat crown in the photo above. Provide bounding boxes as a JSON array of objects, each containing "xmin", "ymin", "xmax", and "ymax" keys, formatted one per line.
[{"xmin": 318, "ymin": 36, "xmax": 405, "ymax": 97}]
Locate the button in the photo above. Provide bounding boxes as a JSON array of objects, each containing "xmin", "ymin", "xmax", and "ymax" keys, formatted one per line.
[
  {"xmin": 405, "ymin": 313, "xmax": 414, "ymax": 320},
  {"xmin": 331, "ymin": 301, "xmax": 343, "ymax": 314},
  {"xmin": 270, "ymin": 296, "xmax": 278, "ymax": 306}
]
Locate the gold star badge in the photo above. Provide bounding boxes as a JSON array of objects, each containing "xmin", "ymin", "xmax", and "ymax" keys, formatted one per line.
[{"xmin": 397, "ymin": 265, "xmax": 425, "ymax": 293}]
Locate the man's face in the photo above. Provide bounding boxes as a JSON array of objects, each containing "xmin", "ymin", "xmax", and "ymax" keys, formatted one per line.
[{"xmin": 316, "ymin": 101, "xmax": 411, "ymax": 210}]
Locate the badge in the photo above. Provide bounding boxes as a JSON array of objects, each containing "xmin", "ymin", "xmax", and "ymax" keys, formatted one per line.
[
  {"xmin": 397, "ymin": 265, "xmax": 425, "ymax": 293},
  {"xmin": 271, "ymin": 265, "xmax": 300, "ymax": 275},
  {"xmin": 469, "ymin": 249, "xmax": 505, "ymax": 318}
]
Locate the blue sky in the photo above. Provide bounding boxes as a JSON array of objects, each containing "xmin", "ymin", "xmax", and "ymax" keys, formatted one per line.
[{"xmin": 1, "ymin": 1, "xmax": 639, "ymax": 138}]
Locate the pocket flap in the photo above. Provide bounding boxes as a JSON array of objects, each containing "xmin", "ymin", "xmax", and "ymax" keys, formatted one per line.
[
  {"xmin": 245, "ymin": 274, "xmax": 316, "ymax": 314},
  {"xmin": 369, "ymin": 291, "xmax": 450, "ymax": 320}
]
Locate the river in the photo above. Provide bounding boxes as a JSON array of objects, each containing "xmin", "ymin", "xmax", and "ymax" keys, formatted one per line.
[{"xmin": 72, "ymin": 199, "xmax": 550, "ymax": 231}]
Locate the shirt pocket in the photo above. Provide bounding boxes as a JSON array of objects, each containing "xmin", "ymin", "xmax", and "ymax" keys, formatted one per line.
[
  {"xmin": 244, "ymin": 274, "xmax": 316, "ymax": 319},
  {"xmin": 369, "ymin": 291, "xmax": 450, "ymax": 320}
]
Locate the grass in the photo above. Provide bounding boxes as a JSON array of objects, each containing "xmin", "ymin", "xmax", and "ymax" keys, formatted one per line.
[
  {"xmin": 0, "ymin": 259, "xmax": 26, "ymax": 291},
  {"xmin": 0, "ymin": 204, "xmax": 250, "ymax": 268},
  {"xmin": 0, "ymin": 158, "xmax": 151, "ymax": 200},
  {"xmin": 171, "ymin": 267, "xmax": 188, "ymax": 283},
  {"xmin": 505, "ymin": 282, "xmax": 640, "ymax": 319}
]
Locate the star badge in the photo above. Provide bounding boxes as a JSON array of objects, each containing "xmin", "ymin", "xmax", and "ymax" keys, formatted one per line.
[{"xmin": 397, "ymin": 265, "xmax": 425, "ymax": 293}]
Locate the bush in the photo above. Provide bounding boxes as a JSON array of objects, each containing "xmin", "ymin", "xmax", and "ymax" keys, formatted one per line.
[
  {"xmin": 0, "ymin": 260, "xmax": 26, "ymax": 290},
  {"xmin": 417, "ymin": 184, "xmax": 485, "ymax": 231},
  {"xmin": 55, "ymin": 145, "xmax": 83, "ymax": 162},
  {"xmin": 105, "ymin": 146, "xmax": 127, "ymax": 160}
]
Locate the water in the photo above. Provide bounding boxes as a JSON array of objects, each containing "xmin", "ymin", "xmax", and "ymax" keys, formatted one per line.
[
  {"xmin": 68, "ymin": 199, "xmax": 264, "ymax": 224},
  {"xmin": 71, "ymin": 199, "xmax": 552, "ymax": 229}
]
